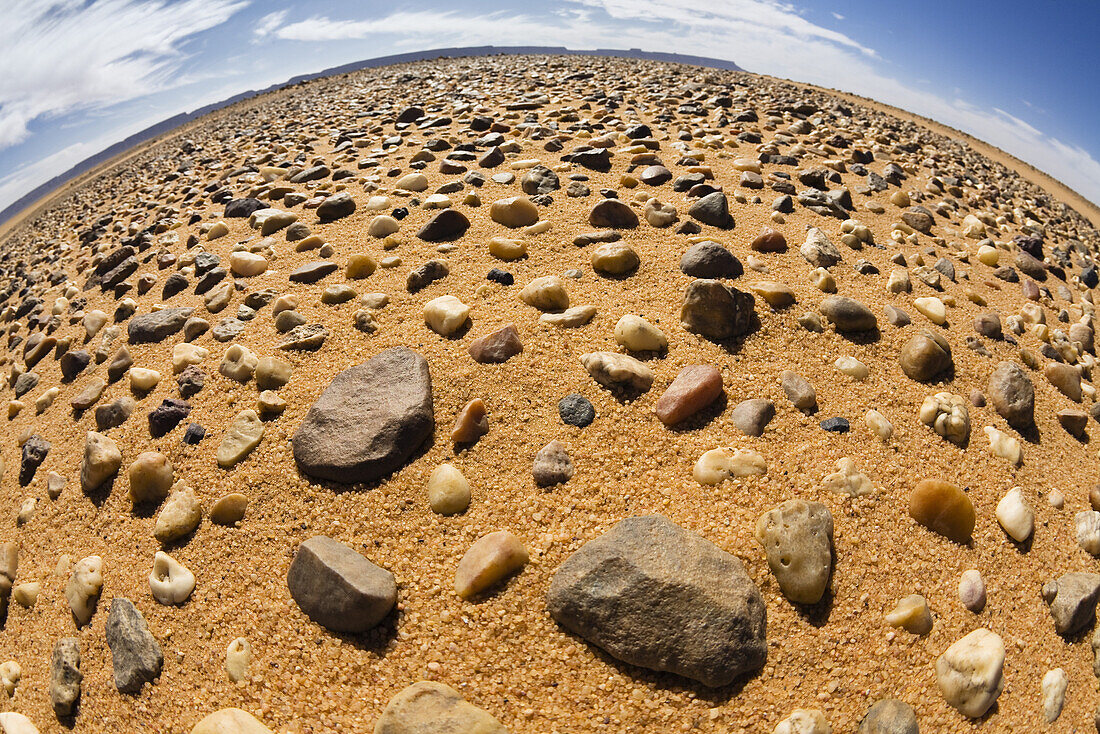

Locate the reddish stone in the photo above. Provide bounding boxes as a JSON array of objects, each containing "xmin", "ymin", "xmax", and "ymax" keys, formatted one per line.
[
  {"xmin": 468, "ymin": 324, "xmax": 523, "ymax": 363},
  {"xmin": 654, "ymin": 366, "xmax": 723, "ymax": 425}
]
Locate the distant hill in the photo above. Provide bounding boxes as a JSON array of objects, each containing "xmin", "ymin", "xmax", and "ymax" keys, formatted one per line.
[{"xmin": 0, "ymin": 46, "xmax": 743, "ymax": 228}]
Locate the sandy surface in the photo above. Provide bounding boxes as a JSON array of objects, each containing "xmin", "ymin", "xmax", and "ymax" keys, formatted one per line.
[{"xmin": 0, "ymin": 54, "xmax": 1098, "ymax": 733}]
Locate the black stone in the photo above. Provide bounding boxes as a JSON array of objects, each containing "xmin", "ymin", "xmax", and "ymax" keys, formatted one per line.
[
  {"xmin": 487, "ymin": 268, "xmax": 513, "ymax": 285},
  {"xmin": 20, "ymin": 436, "xmax": 50, "ymax": 485},
  {"xmin": 148, "ymin": 399, "xmax": 191, "ymax": 437},
  {"xmin": 558, "ymin": 395, "xmax": 595, "ymax": 427},
  {"xmin": 223, "ymin": 198, "xmax": 265, "ymax": 218},
  {"xmin": 182, "ymin": 423, "xmax": 205, "ymax": 445},
  {"xmin": 820, "ymin": 417, "xmax": 850, "ymax": 432}
]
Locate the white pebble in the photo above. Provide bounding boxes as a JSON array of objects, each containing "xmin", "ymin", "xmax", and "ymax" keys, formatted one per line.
[
  {"xmin": 149, "ymin": 551, "xmax": 195, "ymax": 605},
  {"xmin": 129, "ymin": 367, "xmax": 161, "ymax": 392},
  {"xmin": 423, "ymin": 295, "xmax": 470, "ymax": 336},
  {"xmin": 613, "ymin": 315, "xmax": 667, "ymax": 352},
  {"xmin": 226, "ymin": 638, "xmax": 251, "ymax": 682},
  {"xmin": 834, "ymin": 355, "xmax": 869, "ymax": 380},
  {"xmin": 1041, "ymin": 668, "xmax": 1067, "ymax": 723},
  {"xmin": 426, "ymin": 464, "xmax": 471, "ymax": 515},
  {"xmin": 995, "ymin": 487, "xmax": 1034, "ymax": 542},
  {"xmin": 1075, "ymin": 511, "xmax": 1100, "ymax": 555},
  {"xmin": 865, "ymin": 409, "xmax": 893, "ymax": 441}
]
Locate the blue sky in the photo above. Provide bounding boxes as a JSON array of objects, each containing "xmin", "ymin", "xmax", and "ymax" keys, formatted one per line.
[{"xmin": 1, "ymin": 0, "xmax": 1099, "ymax": 213}]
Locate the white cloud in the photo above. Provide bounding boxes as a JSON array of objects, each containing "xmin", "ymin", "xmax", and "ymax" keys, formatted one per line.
[
  {"xmin": 0, "ymin": 0, "xmax": 247, "ymax": 149},
  {"xmin": 832, "ymin": 12, "xmax": 844, "ymax": 20},
  {"xmin": 253, "ymin": 9, "xmax": 288, "ymax": 39}
]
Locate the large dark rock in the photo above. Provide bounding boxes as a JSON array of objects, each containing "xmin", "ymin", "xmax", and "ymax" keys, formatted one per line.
[
  {"xmin": 105, "ymin": 598, "xmax": 163, "ymax": 694},
  {"xmin": 688, "ymin": 192, "xmax": 735, "ymax": 229},
  {"xmin": 680, "ymin": 241, "xmax": 742, "ymax": 279},
  {"xmin": 317, "ymin": 192, "xmax": 356, "ymax": 222},
  {"xmin": 223, "ymin": 198, "xmax": 265, "ymax": 218},
  {"xmin": 588, "ymin": 199, "xmax": 638, "ymax": 229},
  {"xmin": 546, "ymin": 515, "xmax": 767, "ymax": 686},
  {"xmin": 293, "ymin": 348, "xmax": 433, "ymax": 483},
  {"xmin": 287, "ymin": 536, "xmax": 396, "ymax": 633},
  {"xmin": 127, "ymin": 307, "xmax": 194, "ymax": 344},
  {"xmin": 416, "ymin": 210, "xmax": 470, "ymax": 242},
  {"xmin": 680, "ymin": 279, "xmax": 756, "ymax": 340}
]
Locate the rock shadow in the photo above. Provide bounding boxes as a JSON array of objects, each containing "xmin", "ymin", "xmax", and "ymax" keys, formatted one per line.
[
  {"xmin": 330, "ymin": 602, "xmax": 401, "ymax": 656},
  {"xmin": 668, "ymin": 393, "xmax": 728, "ymax": 432},
  {"xmin": 315, "ymin": 435, "xmax": 436, "ymax": 495}
]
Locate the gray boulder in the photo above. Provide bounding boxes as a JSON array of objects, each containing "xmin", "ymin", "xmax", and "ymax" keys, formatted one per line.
[
  {"xmin": 546, "ymin": 515, "xmax": 766, "ymax": 686},
  {"xmin": 293, "ymin": 348, "xmax": 433, "ymax": 483},
  {"xmin": 287, "ymin": 536, "xmax": 396, "ymax": 633}
]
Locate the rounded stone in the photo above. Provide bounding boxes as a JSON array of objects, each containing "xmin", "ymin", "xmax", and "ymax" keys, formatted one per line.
[
  {"xmin": 558, "ymin": 394, "xmax": 595, "ymax": 427},
  {"xmin": 899, "ymin": 331, "xmax": 952, "ymax": 382},
  {"xmin": 910, "ymin": 479, "xmax": 975, "ymax": 542}
]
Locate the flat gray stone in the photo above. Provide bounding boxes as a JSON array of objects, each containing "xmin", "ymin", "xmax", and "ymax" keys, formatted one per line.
[
  {"xmin": 546, "ymin": 515, "xmax": 766, "ymax": 686},
  {"xmin": 1043, "ymin": 572, "xmax": 1100, "ymax": 636},
  {"xmin": 105, "ymin": 598, "xmax": 163, "ymax": 693},
  {"xmin": 127, "ymin": 307, "xmax": 194, "ymax": 344},
  {"xmin": 50, "ymin": 637, "xmax": 81, "ymax": 718},
  {"xmin": 287, "ymin": 536, "xmax": 396, "ymax": 633},
  {"xmin": 293, "ymin": 348, "xmax": 433, "ymax": 483}
]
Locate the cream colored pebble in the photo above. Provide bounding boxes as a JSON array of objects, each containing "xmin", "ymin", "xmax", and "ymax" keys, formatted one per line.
[
  {"xmin": 423, "ymin": 295, "xmax": 470, "ymax": 336},
  {"xmin": 427, "ymin": 464, "xmax": 471, "ymax": 515},
  {"xmin": 613, "ymin": 315, "xmax": 667, "ymax": 352},
  {"xmin": 128, "ymin": 451, "xmax": 174, "ymax": 505},
  {"xmin": 65, "ymin": 555, "xmax": 103, "ymax": 626},
  {"xmin": 149, "ymin": 551, "xmax": 195, "ymax": 605},
  {"xmin": 226, "ymin": 638, "xmax": 251, "ymax": 682},
  {"xmin": 129, "ymin": 367, "xmax": 161, "ymax": 392},
  {"xmin": 454, "ymin": 531, "xmax": 529, "ymax": 599},
  {"xmin": 996, "ymin": 487, "xmax": 1034, "ymax": 542}
]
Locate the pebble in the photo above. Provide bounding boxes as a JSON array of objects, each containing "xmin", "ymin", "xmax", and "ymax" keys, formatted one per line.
[
  {"xmin": 820, "ymin": 416, "xmax": 850, "ymax": 432},
  {"xmin": 885, "ymin": 594, "xmax": 933, "ymax": 635},
  {"xmin": 547, "ymin": 515, "xmax": 766, "ymax": 686},
  {"xmin": 751, "ymin": 281, "xmax": 796, "ymax": 308},
  {"xmin": 80, "ymin": 431, "xmax": 121, "ymax": 492},
  {"xmin": 70, "ymin": 378, "xmax": 105, "ymax": 411},
  {"xmin": 278, "ymin": 323, "xmax": 329, "ymax": 350},
  {"xmin": 800, "ymin": 228, "xmax": 841, "ymax": 268},
  {"xmin": 899, "ymin": 331, "xmax": 952, "ymax": 381},
  {"xmin": 217, "ymin": 410, "xmax": 264, "ymax": 468},
  {"xmin": 532, "ymin": 440, "xmax": 574, "ymax": 486},
  {"xmin": 49, "ymin": 637, "xmax": 81, "ymax": 718},
  {"xmin": 149, "ymin": 398, "xmax": 192, "ymax": 436},
  {"xmin": 149, "ymin": 551, "xmax": 195, "ymax": 605},
  {"xmin": 988, "ymin": 361, "xmax": 1035, "ymax": 429},
  {"xmin": 490, "ymin": 196, "xmax": 539, "ymax": 227},
  {"xmin": 680, "ymin": 279, "xmax": 756, "ymax": 340},
  {"xmin": 12, "ymin": 583, "xmax": 37, "ymax": 608},
  {"xmin": 755, "ymin": 500, "xmax": 833, "ymax": 604},
  {"xmin": 692, "ymin": 447, "xmax": 766, "ymax": 484},
  {"xmin": 416, "ymin": 209, "xmax": 469, "ymax": 241},
  {"xmin": 105, "ymin": 598, "xmax": 163, "ymax": 693},
  {"xmin": 1041, "ymin": 668, "xmax": 1068, "ymax": 723},
  {"xmin": 936, "ymin": 628, "xmax": 1005, "ymax": 717},
  {"xmin": 730, "ymin": 398, "xmax": 775, "ymax": 436},
  {"xmin": 317, "ymin": 191, "xmax": 355, "ymax": 221},
  {"xmin": 913, "ymin": 296, "xmax": 946, "ymax": 325},
  {"xmin": 452, "ymin": 398, "xmax": 489, "ymax": 444},
  {"xmin": 64, "ymin": 555, "xmax": 103, "ymax": 626},
  {"xmin": 909, "ymin": 479, "xmax": 974, "ymax": 542},
  {"xmin": 774, "ymin": 709, "xmax": 831, "ymax": 734},
  {"xmin": 580, "ymin": 352, "xmax": 654, "ymax": 392},
  {"xmin": 858, "ymin": 699, "xmax": 918, "ymax": 734},
  {"xmin": 225, "ymin": 638, "xmax": 251, "ymax": 683},
  {"xmin": 680, "ymin": 241, "xmax": 742, "ymax": 278},
  {"xmin": 820, "ymin": 295, "xmax": 877, "ymax": 331},
  {"xmin": 780, "ymin": 370, "xmax": 817, "ymax": 411},
  {"xmin": 996, "ymin": 487, "xmax": 1034, "ymax": 542},
  {"xmin": 751, "ymin": 227, "xmax": 787, "ymax": 252},
  {"xmin": 154, "ymin": 485, "xmax": 202, "ymax": 544},
  {"xmin": 959, "ymin": 569, "xmax": 986, "ymax": 612},
  {"xmin": 191, "ymin": 709, "xmax": 271, "ymax": 734},
  {"xmin": 468, "ymin": 324, "xmax": 522, "ymax": 362},
  {"xmin": 655, "ymin": 366, "xmax": 723, "ymax": 425},
  {"xmin": 614, "ymin": 315, "xmax": 667, "ymax": 352},
  {"xmin": 172, "ymin": 343, "xmax": 208, "ymax": 373},
  {"xmin": 1045, "ymin": 361, "xmax": 1083, "ymax": 401},
  {"xmin": 591, "ymin": 241, "xmax": 640, "ymax": 275},
  {"xmin": 822, "ymin": 457, "xmax": 872, "ymax": 496},
  {"xmin": 219, "ymin": 344, "xmax": 258, "ymax": 382},
  {"xmin": 688, "ymin": 191, "xmax": 734, "ymax": 228},
  {"xmin": 1076, "ymin": 511, "xmax": 1100, "ymax": 555},
  {"xmin": 0, "ymin": 713, "xmax": 38, "ymax": 734},
  {"xmin": 426, "ymin": 464, "xmax": 471, "ymax": 515},
  {"xmin": 255, "ymin": 357, "xmax": 292, "ymax": 390},
  {"xmin": 423, "ymin": 295, "xmax": 470, "ymax": 336},
  {"xmin": 374, "ymin": 681, "xmax": 506, "ymax": 734},
  {"xmin": 919, "ymin": 392, "xmax": 970, "ymax": 445},
  {"xmin": 558, "ymin": 394, "xmax": 595, "ymax": 428},
  {"xmin": 519, "ymin": 275, "xmax": 569, "ymax": 310},
  {"xmin": 229, "ymin": 252, "xmax": 268, "ymax": 277},
  {"xmin": 128, "ymin": 307, "xmax": 194, "ymax": 343},
  {"xmin": 589, "ymin": 199, "xmax": 638, "ymax": 228},
  {"xmin": 455, "ymin": 531, "xmax": 529, "ymax": 599},
  {"xmin": 129, "ymin": 367, "xmax": 161, "ymax": 392},
  {"xmin": 1043, "ymin": 572, "xmax": 1100, "ymax": 634},
  {"xmin": 541, "ymin": 305, "xmax": 597, "ymax": 327},
  {"xmin": 287, "ymin": 536, "xmax": 396, "ymax": 632},
  {"xmin": 644, "ymin": 199, "xmax": 678, "ymax": 227},
  {"xmin": 128, "ymin": 452, "xmax": 173, "ymax": 505},
  {"xmin": 834, "ymin": 355, "xmax": 869, "ymax": 379}
]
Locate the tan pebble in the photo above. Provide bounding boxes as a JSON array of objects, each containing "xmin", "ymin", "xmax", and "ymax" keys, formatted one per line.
[
  {"xmin": 489, "ymin": 196, "xmax": 539, "ymax": 228},
  {"xmin": 614, "ymin": 315, "xmax": 666, "ymax": 352},
  {"xmin": 190, "ymin": 708, "xmax": 272, "ymax": 734},
  {"xmin": 374, "ymin": 681, "xmax": 505, "ymax": 734},
  {"xmin": 154, "ymin": 486, "xmax": 202, "ymax": 544},
  {"xmin": 885, "ymin": 594, "xmax": 933, "ymax": 634},
  {"xmin": 345, "ymin": 253, "xmax": 377, "ymax": 278},
  {"xmin": 255, "ymin": 357, "xmax": 292, "ymax": 390},
  {"xmin": 580, "ymin": 352, "xmax": 654, "ymax": 392},
  {"xmin": 65, "ymin": 555, "xmax": 103, "ymax": 626},
  {"xmin": 452, "ymin": 399, "xmax": 488, "ymax": 444},
  {"xmin": 220, "ymin": 344, "xmax": 258, "ymax": 382},
  {"xmin": 455, "ymin": 531, "xmax": 529, "ymax": 599},
  {"xmin": 149, "ymin": 551, "xmax": 195, "ymax": 605},
  {"xmin": 172, "ymin": 343, "xmax": 208, "ymax": 374},
  {"xmin": 910, "ymin": 479, "xmax": 974, "ymax": 542},
  {"xmin": 209, "ymin": 494, "xmax": 248, "ymax": 525},
  {"xmin": 423, "ymin": 296, "xmax": 470, "ymax": 336},
  {"xmin": 751, "ymin": 281, "xmax": 796, "ymax": 307},
  {"xmin": 591, "ymin": 242, "xmax": 640, "ymax": 275},
  {"xmin": 80, "ymin": 432, "xmax": 121, "ymax": 493},
  {"xmin": 519, "ymin": 276, "xmax": 568, "ymax": 311},
  {"xmin": 488, "ymin": 237, "xmax": 527, "ymax": 261},
  {"xmin": 128, "ymin": 367, "xmax": 161, "ymax": 392},
  {"xmin": 217, "ymin": 410, "xmax": 264, "ymax": 468},
  {"xmin": 426, "ymin": 464, "xmax": 471, "ymax": 515},
  {"xmin": 225, "ymin": 638, "xmax": 251, "ymax": 683},
  {"xmin": 128, "ymin": 451, "xmax": 173, "ymax": 505}
]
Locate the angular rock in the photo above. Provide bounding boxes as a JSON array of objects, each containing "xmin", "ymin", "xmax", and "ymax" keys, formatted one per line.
[
  {"xmin": 688, "ymin": 192, "xmax": 734, "ymax": 229},
  {"xmin": 1043, "ymin": 572, "xmax": 1100, "ymax": 635},
  {"xmin": 293, "ymin": 348, "xmax": 433, "ymax": 483},
  {"xmin": 455, "ymin": 531, "xmax": 529, "ymax": 598},
  {"xmin": 936, "ymin": 629, "xmax": 1004, "ymax": 718},
  {"xmin": 546, "ymin": 515, "xmax": 767, "ymax": 687},
  {"xmin": 680, "ymin": 279, "xmax": 756, "ymax": 340},
  {"xmin": 105, "ymin": 598, "xmax": 163, "ymax": 693},
  {"xmin": 654, "ymin": 366, "xmax": 723, "ymax": 425},
  {"xmin": 50, "ymin": 637, "xmax": 81, "ymax": 718},
  {"xmin": 532, "ymin": 440, "xmax": 573, "ymax": 486},
  {"xmin": 988, "ymin": 361, "xmax": 1035, "ymax": 429},
  {"xmin": 287, "ymin": 536, "xmax": 396, "ymax": 633},
  {"xmin": 468, "ymin": 324, "xmax": 522, "ymax": 363},
  {"xmin": 127, "ymin": 307, "xmax": 194, "ymax": 344}
]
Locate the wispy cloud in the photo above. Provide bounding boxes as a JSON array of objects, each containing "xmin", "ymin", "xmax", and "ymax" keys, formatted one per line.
[
  {"xmin": 0, "ymin": 0, "xmax": 247, "ymax": 149},
  {"xmin": 253, "ymin": 9, "xmax": 288, "ymax": 39}
]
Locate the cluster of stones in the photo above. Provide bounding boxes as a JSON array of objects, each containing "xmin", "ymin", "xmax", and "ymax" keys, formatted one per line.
[{"xmin": 0, "ymin": 52, "xmax": 1097, "ymax": 732}]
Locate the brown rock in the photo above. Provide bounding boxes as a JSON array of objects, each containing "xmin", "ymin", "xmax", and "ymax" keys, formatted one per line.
[
  {"xmin": 909, "ymin": 479, "xmax": 974, "ymax": 542},
  {"xmin": 988, "ymin": 362, "xmax": 1035, "ymax": 429},
  {"xmin": 467, "ymin": 324, "xmax": 523, "ymax": 363},
  {"xmin": 750, "ymin": 227, "xmax": 787, "ymax": 252},
  {"xmin": 1045, "ymin": 362, "xmax": 1082, "ymax": 402},
  {"xmin": 899, "ymin": 331, "xmax": 953, "ymax": 382},
  {"xmin": 452, "ymin": 399, "xmax": 489, "ymax": 444},
  {"xmin": 654, "ymin": 366, "xmax": 723, "ymax": 425}
]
